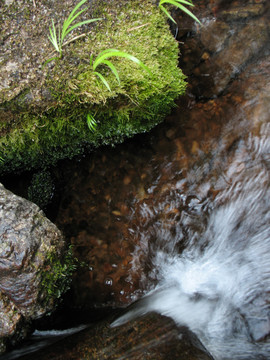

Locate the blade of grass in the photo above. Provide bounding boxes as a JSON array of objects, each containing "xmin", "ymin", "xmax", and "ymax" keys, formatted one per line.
[
  {"xmin": 66, "ymin": 7, "xmax": 87, "ymax": 25},
  {"xmin": 61, "ymin": 8, "xmax": 88, "ymax": 42},
  {"xmin": 89, "ymin": 54, "xmax": 94, "ymax": 67},
  {"xmin": 176, "ymin": 3, "xmax": 201, "ymax": 24},
  {"xmin": 159, "ymin": 4, "xmax": 176, "ymax": 23},
  {"xmin": 64, "ymin": 18, "xmax": 102, "ymax": 38},
  {"xmin": 102, "ymin": 60, "xmax": 120, "ymax": 84},
  {"xmin": 93, "ymin": 49, "xmax": 152, "ymax": 75},
  {"xmin": 48, "ymin": 20, "xmax": 60, "ymax": 52},
  {"xmin": 42, "ymin": 56, "xmax": 60, "ymax": 67},
  {"xmin": 159, "ymin": 0, "xmax": 201, "ymax": 24},
  {"xmin": 160, "ymin": 0, "xmax": 194, "ymax": 6},
  {"xmin": 94, "ymin": 71, "xmax": 112, "ymax": 92},
  {"xmin": 47, "ymin": 0, "xmax": 102, "ymax": 58},
  {"xmin": 68, "ymin": 0, "xmax": 87, "ymax": 21}
]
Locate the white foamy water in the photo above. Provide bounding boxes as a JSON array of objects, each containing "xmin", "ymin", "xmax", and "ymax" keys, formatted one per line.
[{"xmin": 112, "ymin": 124, "xmax": 270, "ymax": 359}]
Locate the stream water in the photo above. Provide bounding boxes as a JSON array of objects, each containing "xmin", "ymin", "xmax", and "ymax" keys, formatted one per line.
[{"xmin": 112, "ymin": 124, "xmax": 270, "ymax": 359}]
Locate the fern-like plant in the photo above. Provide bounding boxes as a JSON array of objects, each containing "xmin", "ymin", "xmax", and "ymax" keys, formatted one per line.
[
  {"xmin": 159, "ymin": 0, "xmax": 201, "ymax": 24},
  {"xmin": 90, "ymin": 49, "xmax": 152, "ymax": 92},
  {"xmin": 48, "ymin": 0, "xmax": 101, "ymax": 59}
]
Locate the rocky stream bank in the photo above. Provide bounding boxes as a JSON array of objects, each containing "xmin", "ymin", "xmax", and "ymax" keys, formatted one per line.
[{"xmin": 0, "ymin": 0, "xmax": 270, "ymax": 359}]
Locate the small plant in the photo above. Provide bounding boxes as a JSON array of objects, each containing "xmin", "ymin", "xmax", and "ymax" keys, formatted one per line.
[
  {"xmin": 90, "ymin": 49, "xmax": 152, "ymax": 92},
  {"xmin": 48, "ymin": 0, "xmax": 101, "ymax": 59},
  {"xmin": 86, "ymin": 113, "xmax": 97, "ymax": 132},
  {"xmin": 159, "ymin": 0, "xmax": 201, "ymax": 24}
]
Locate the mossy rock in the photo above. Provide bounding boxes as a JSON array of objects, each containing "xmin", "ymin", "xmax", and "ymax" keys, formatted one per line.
[{"xmin": 0, "ymin": 0, "xmax": 186, "ymax": 175}]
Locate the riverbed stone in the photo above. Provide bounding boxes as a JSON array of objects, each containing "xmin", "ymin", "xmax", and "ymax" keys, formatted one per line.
[
  {"xmin": 176, "ymin": 0, "xmax": 270, "ymax": 98},
  {"xmin": 199, "ymin": 20, "xmax": 230, "ymax": 53},
  {"xmin": 18, "ymin": 313, "xmax": 213, "ymax": 360},
  {"xmin": 0, "ymin": 183, "xmax": 66, "ymax": 354}
]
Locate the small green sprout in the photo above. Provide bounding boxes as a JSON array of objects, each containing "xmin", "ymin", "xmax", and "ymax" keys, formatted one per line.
[
  {"xmin": 86, "ymin": 113, "xmax": 97, "ymax": 132},
  {"xmin": 159, "ymin": 0, "xmax": 201, "ymax": 25},
  {"xmin": 47, "ymin": 0, "xmax": 101, "ymax": 60},
  {"xmin": 90, "ymin": 49, "xmax": 152, "ymax": 92}
]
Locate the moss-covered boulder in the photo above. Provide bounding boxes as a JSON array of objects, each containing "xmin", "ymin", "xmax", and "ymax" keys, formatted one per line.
[{"xmin": 0, "ymin": 0, "xmax": 186, "ymax": 175}]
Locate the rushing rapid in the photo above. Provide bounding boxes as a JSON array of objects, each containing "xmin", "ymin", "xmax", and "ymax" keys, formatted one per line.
[{"xmin": 112, "ymin": 123, "xmax": 270, "ymax": 360}]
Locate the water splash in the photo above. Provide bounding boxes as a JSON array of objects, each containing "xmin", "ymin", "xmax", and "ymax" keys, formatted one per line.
[{"xmin": 112, "ymin": 124, "xmax": 270, "ymax": 359}]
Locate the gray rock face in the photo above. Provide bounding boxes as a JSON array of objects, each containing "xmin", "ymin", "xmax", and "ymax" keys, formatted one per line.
[{"xmin": 0, "ymin": 183, "xmax": 65, "ymax": 354}]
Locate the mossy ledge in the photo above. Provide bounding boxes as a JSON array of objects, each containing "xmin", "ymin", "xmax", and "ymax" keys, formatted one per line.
[{"xmin": 0, "ymin": 0, "xmax": 186, "ymax": 175}]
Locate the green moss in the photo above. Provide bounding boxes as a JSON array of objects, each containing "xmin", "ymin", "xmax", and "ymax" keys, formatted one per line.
[
  {"xmin": 27, "ymin": 170, "xmax": 54, "ymax": 209},
  {"xmin": 39, "ymin": 246, "xmax": 80, "ymax": 306},
  {"xmin": 0, "ymin": 0, "xmax": 186, "ymax": 175}
]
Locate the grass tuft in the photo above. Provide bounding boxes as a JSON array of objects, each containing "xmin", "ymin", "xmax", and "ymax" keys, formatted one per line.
[
  {"xmin": 48, "ymin": 0, "xmax": 101, "ymax": 59},
  {"xmin": 91, "ymin": 49, "xmax": 152, "ymax": 92},
  {"xmin": 159, "ymin": 0, "xmax": 201, "ymax": 24}
]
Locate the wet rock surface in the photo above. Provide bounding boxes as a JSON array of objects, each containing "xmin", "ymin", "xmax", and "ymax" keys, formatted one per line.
[
  {"xmin": 0, "ymin": 183, "xmax": 65, "ymax": 353},
  {"xmin": 17, "ymin": 314, "xmax": 213, "ymax": 360},
  {"xmin": 176, "ymin": 0, "xmax": 270, "ymax": 98}
]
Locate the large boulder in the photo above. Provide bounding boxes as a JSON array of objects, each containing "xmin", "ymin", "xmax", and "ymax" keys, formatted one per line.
[
  {"xmin": 0, "ymin": 183, "xmax": 66, "ymax": 354},
  {"xmin": 0, "ymin": 0, "xmax": 186, "ymax": 175}
]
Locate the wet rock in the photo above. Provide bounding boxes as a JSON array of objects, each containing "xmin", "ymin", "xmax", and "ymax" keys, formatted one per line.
[
  {"xmin": 207, "ymin": 18, "xmax": 269, "ymax": 95},
  {"xmin": 0, "ymin": 292, "xmax": 28, "ymax": 354},
  {"xmin": 177, "ymin": 0, "xmax": 270, "ymax": 98},
  {"xmin": 199, "ymin": 20, "xmax": 230, "ymax": 53},
  {"xmin": 220, "ymin": 3, "xmax": 266, "ymax": 20},
  {"xmin": 18, "ymin": 314, "xmax": 213, "ymax": 360},
  {"xmin": 0, "ymin": 183, "xmax": 66, "ymax": 354}
]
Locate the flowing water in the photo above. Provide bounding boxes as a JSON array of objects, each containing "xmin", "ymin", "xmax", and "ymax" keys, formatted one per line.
[{"xmin": 112, "ymin": 123, "xmax": 270, "ymax": 360}]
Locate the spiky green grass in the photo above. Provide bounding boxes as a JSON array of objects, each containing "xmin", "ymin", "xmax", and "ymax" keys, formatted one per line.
[
  {"xmin": 47, "ymin": 0, "xmax": 101, "ymax": 60},
  {"xmin": 91, "ymin": 49, "xmax": 152, "ymax": 92},
  {"xmin": 159, "ymin": 0, "xmax": 201, "ymax": 24}
]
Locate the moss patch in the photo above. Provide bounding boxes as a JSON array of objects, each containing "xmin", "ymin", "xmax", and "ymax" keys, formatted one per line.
[
  {"xmin": 0, "ymin": 0, "xmax": 186, "ymax": 175},
  {"xmin": 38, "ymin": 246, "xmax": 79, "ymax": 307},
  {"xmin": 27, "ymin": 170, "xmax": 54, "ymax": 209}
]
